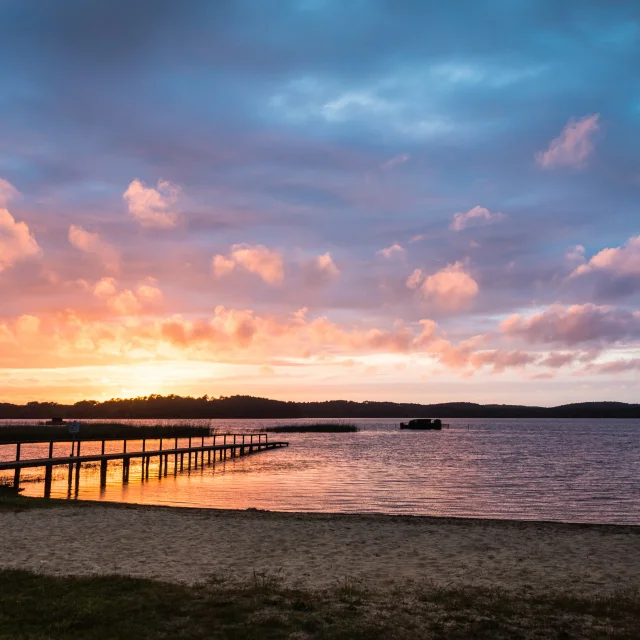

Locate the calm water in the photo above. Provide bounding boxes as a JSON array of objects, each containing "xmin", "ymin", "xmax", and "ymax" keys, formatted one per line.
[{"xmin": 2, "ymin": 418, "xmax": 639, "ymax": 525}]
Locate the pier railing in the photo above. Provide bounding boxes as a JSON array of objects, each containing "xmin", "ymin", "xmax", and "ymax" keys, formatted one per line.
[{"xmin": 0, "ymin": 433, "xmax": 289, "ymax": 496}]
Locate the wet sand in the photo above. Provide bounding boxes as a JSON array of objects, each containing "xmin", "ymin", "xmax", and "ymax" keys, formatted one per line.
[{"xmin": 1, "ymin": 504, "xmax": 638, "ymax": 594}]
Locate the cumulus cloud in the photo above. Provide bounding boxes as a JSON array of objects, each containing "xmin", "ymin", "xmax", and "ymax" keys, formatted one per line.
[
  {"xmin": 377, "ymin": 244, "xmax": 406, "ymax": 259},
  {"xmin": 469, "ymin": 349, "xmax": 538, "ymax": 374},
  {"xmin": 212, "ymin": 244, "xmax": 284, "ymax": 285},
  {"xmin": 68, "ymin": 225, "xmax": 119, "ymax": 272},
  {"xmin": 0, "ymin": 178, "xmax": 20, "ymax": 207},
  {"xmin": 0, "ymin": 207, "xmax": 41, "ymax": 272},
  {"xmin": 536, "ymin": 114, "xmax": 600, "ymax": 169},
  {"xmin": 501, "ymin": 303, "xmax": 640, "ymax": 346},
  {"xmin": 0, "ymin": 305, "xmax": 450, "ymax": 369},
  {"xmin": 93, "ymin": 277, "xmax": 162, "ymax": 316},
  {"xmin": 407, "ymin": 261, "xmax": 479, "ymax": 310},
  {"xmin": 123, "ymin": 179, "xmax": 180, "ymax": 228},
  {"xmin": 450, "ymin": 205, "xmax": 504, "ymax": 231},
  {"xmin": 570, "ymin": 236, "xmax": 640, "ymax": 279},
  {"xmin": 211, "ymin": 255, "xmax": 236, "ymax": 279},
  {"xmin": 302, "ymin": 252, "xmax": 340, "ymax": 286},
  {"xmin": 565, "ymin": 244, "xmax": 585, "ymax": 262}
]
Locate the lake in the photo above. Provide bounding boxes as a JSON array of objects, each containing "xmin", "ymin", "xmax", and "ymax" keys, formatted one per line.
[{"xmin": 2, "ymin": 418, "xmax": 639, "ymax": 525}]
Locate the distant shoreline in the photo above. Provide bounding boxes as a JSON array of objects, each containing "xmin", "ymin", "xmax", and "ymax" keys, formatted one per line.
[{"xmin": 2, "ymin": 394, "xmax": 640, "ymax": 419}]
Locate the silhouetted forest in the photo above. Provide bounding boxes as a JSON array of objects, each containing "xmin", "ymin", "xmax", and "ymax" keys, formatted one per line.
[{"xmin": 0, "ymin": 395, "xmax": 639, "ymax": 419}]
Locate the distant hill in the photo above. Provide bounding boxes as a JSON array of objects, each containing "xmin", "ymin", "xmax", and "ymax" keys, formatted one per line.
[{"xmin": 0, "ymin": 395, "xmax": 639, "ymax": 419}]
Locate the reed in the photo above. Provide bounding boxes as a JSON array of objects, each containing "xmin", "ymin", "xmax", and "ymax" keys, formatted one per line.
[
  {"xmin": 0, "ymin": 423, "xmax": 210, "ymax": 444},
  {"xmin": 265, "ymin": 423, "xmax": 358, "ymax": 433}
]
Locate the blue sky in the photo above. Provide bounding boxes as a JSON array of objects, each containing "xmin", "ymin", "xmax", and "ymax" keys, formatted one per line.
[{"xmin": 0, "ymin": 0, "xmax": 638, "ymax": 404}]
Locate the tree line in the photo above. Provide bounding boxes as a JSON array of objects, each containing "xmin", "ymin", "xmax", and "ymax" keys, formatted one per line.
[{"xmin": 1, "ymin": 394, "xmax": 639, "ymax": 419}]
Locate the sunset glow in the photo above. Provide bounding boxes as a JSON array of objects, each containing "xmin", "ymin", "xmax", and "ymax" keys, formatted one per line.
[{"xmin": 1, "ymin": 2, "xmax": 639, "ymax": 404}]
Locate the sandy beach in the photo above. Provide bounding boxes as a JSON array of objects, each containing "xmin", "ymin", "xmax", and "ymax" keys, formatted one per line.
[{"xmin": 1, "ymin": 504, "xmax": 638, "ymax": 595}]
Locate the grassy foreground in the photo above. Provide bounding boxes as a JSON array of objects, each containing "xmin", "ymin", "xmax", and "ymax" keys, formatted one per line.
[
  {"xmin": 266, "ymin": 423, "xmax": 358, "ymax": 433},
  {"xmin": 0, "ymin": 569, "xmax": 639, "ymax": 639}
]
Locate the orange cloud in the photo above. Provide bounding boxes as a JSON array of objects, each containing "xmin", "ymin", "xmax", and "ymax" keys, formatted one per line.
[
  {"xmin": 123, "ymin": 178, "xmax": 180, "ymax": 228},
  {"xmin": 0, "ymin": 305, "xmax": 446, "ymax": 370},
  {"xmin": 68, "ymin": 225, "xmax": 119, "ymax": 272},
  {"xmin": 93, "ymin": 277, "xmax": 162, "ymax": 316}
]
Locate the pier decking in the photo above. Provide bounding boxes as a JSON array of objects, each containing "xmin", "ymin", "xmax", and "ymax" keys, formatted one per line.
[{"xmin": 0, "ymin": 433, "xmax": 289, "ymax": 496}]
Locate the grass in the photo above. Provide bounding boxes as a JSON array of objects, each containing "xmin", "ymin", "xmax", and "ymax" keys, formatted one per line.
[
  {"xmin": 0, "ymin": 485, "xmax": 68, "ymax": 511},
  {"xmin": 265, "ymin": 423, "xmax": 358, "ymax": 433},
  {"xmin": 0, "ymin": 569, "xmax": 639, "ymax": 639},
  {"xmin": 0, "ymin": 423, "xmax": 210, "ymax": 444}
]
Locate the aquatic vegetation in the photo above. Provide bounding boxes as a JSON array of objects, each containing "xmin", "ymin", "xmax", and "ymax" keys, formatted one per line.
[{"xmin": 265, "ymin": 423, "xmax": 358, "ymax": 433}]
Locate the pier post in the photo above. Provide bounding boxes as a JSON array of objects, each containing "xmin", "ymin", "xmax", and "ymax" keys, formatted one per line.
[
  {"xmin": 74, "ymin": 460, "xmax": 80, "ymax": 497},
  {"xmin": 159, "ymin": 451, "xmax": 163, "ymax": 476},
  {"xmin": 101, "ymin": 440, "xmax": 105, "ymax": 455},
  {"xmin": 100, "ymin": 459, "xmax": 108, "ymax": 487},
  {"xmin": 44, "ymin": 465, "xmax": 52, "ymax": 497},
  {"xmin": 145, "ymin": 455, "xmax": 150, "ymax": 478},
  {"xmin": 49, "ymin": 441, "xmax": 54, "ymax": 459},
  {"xmin": 180, "ymin": 452, "xmax": 184, "ymax": 471},
  {"xmin": 175, "ymin": 437, "xmax": 178, "ymax": 467},
  {"xmin": 13, "ymin": 442, "xmax": 21, "ymax": 488}
]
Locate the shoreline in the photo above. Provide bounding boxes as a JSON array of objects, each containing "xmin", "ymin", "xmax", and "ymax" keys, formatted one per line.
[
  {"xmin": 1, "ymin": 500, "xmax": 638, "ymax": 595},
  {"xmin": 26, "ymin": 496, "xmax": 640, "ymax": 531}
]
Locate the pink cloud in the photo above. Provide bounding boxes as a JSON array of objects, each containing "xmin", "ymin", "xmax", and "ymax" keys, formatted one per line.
[
  {"xmin": 211, "ymin": 254, "xmax": 236, "ymax": 279},
  {"xmin": 450, "ymin": 205, "xmax": 504, "ymax": 231},
  {"xmin": 0, "ymin": 178, "xmax": 20, "ymax": 207},
  {"xmin": 93, "ymin": 277, "xmax": 162, "ymax": 316},
  {"xmin": 538, "ymin": 352, "xmax": 576, "ymax": 368},
  {"xmin": 377, "ymin": 243, "xmax": 406, "ymax": 259},
  {"xmin": 536, "ymin": 114, "xmax": 600, "ymax": 169},
  {"xmin": 407, "ymin": 261, "xmax": 479, "ymax": 310},
  {"xmin": 68, "ymin": 225, "xmax": 119, "ymax": 272},
  {"xmin": 583, "ymin": 359, "xmax": 640, "ymax": 375},
  {"xmin": 123, "ymin": 178, "xmax": 180, "ymax": 228},
  {"xmin": 570, "ymin": 236, "xmax": 640, "ymax": 278},
  {"xmin": 501, "ymin": 303, "xmax": 640, "ymax": 345},
  {"xmin": 302, "ymin": 252, "xmax": 340, "ymax": 286},
  {"xmin": 0, "ymin": 208, "xmax": 40, "ymax": 272},
  {"xmin": 212, "ymin": 244, "xmax": 284, "ymax": 285},
  {"xmin": 469, "ymin": 349, "xmax": 538, "ymax": 374}
]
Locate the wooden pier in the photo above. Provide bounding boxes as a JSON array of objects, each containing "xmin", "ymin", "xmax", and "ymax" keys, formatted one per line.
[{"xmin": 0, "ymin": 433, "xmax": 288, "ymax": 496}]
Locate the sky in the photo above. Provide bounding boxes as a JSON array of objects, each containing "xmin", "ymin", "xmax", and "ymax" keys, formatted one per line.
[{"xmin": 0, "ymin": 0, "xmax": 639, "ymax": 405}]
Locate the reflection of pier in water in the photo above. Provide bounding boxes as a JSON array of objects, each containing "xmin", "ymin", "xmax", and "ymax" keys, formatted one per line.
[{"xmin": 0, "ymin": 433, "xmax": 289, "ymax": 498}]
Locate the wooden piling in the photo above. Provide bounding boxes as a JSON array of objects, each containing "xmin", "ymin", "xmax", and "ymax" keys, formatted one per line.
[{"xmin": 44, "ymin": 465, "xmax": 52, "ymax": 497}]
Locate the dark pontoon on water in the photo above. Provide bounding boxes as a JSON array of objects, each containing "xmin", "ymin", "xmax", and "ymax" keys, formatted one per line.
[{"xmin": 399, "ymin": 418, "xmax": 448, "ymax": 430}]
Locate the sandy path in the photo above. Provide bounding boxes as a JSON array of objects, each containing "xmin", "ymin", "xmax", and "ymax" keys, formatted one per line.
[{"xmin": 1, "ymin": 505, "xmax": 638, "ymax": 594}]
